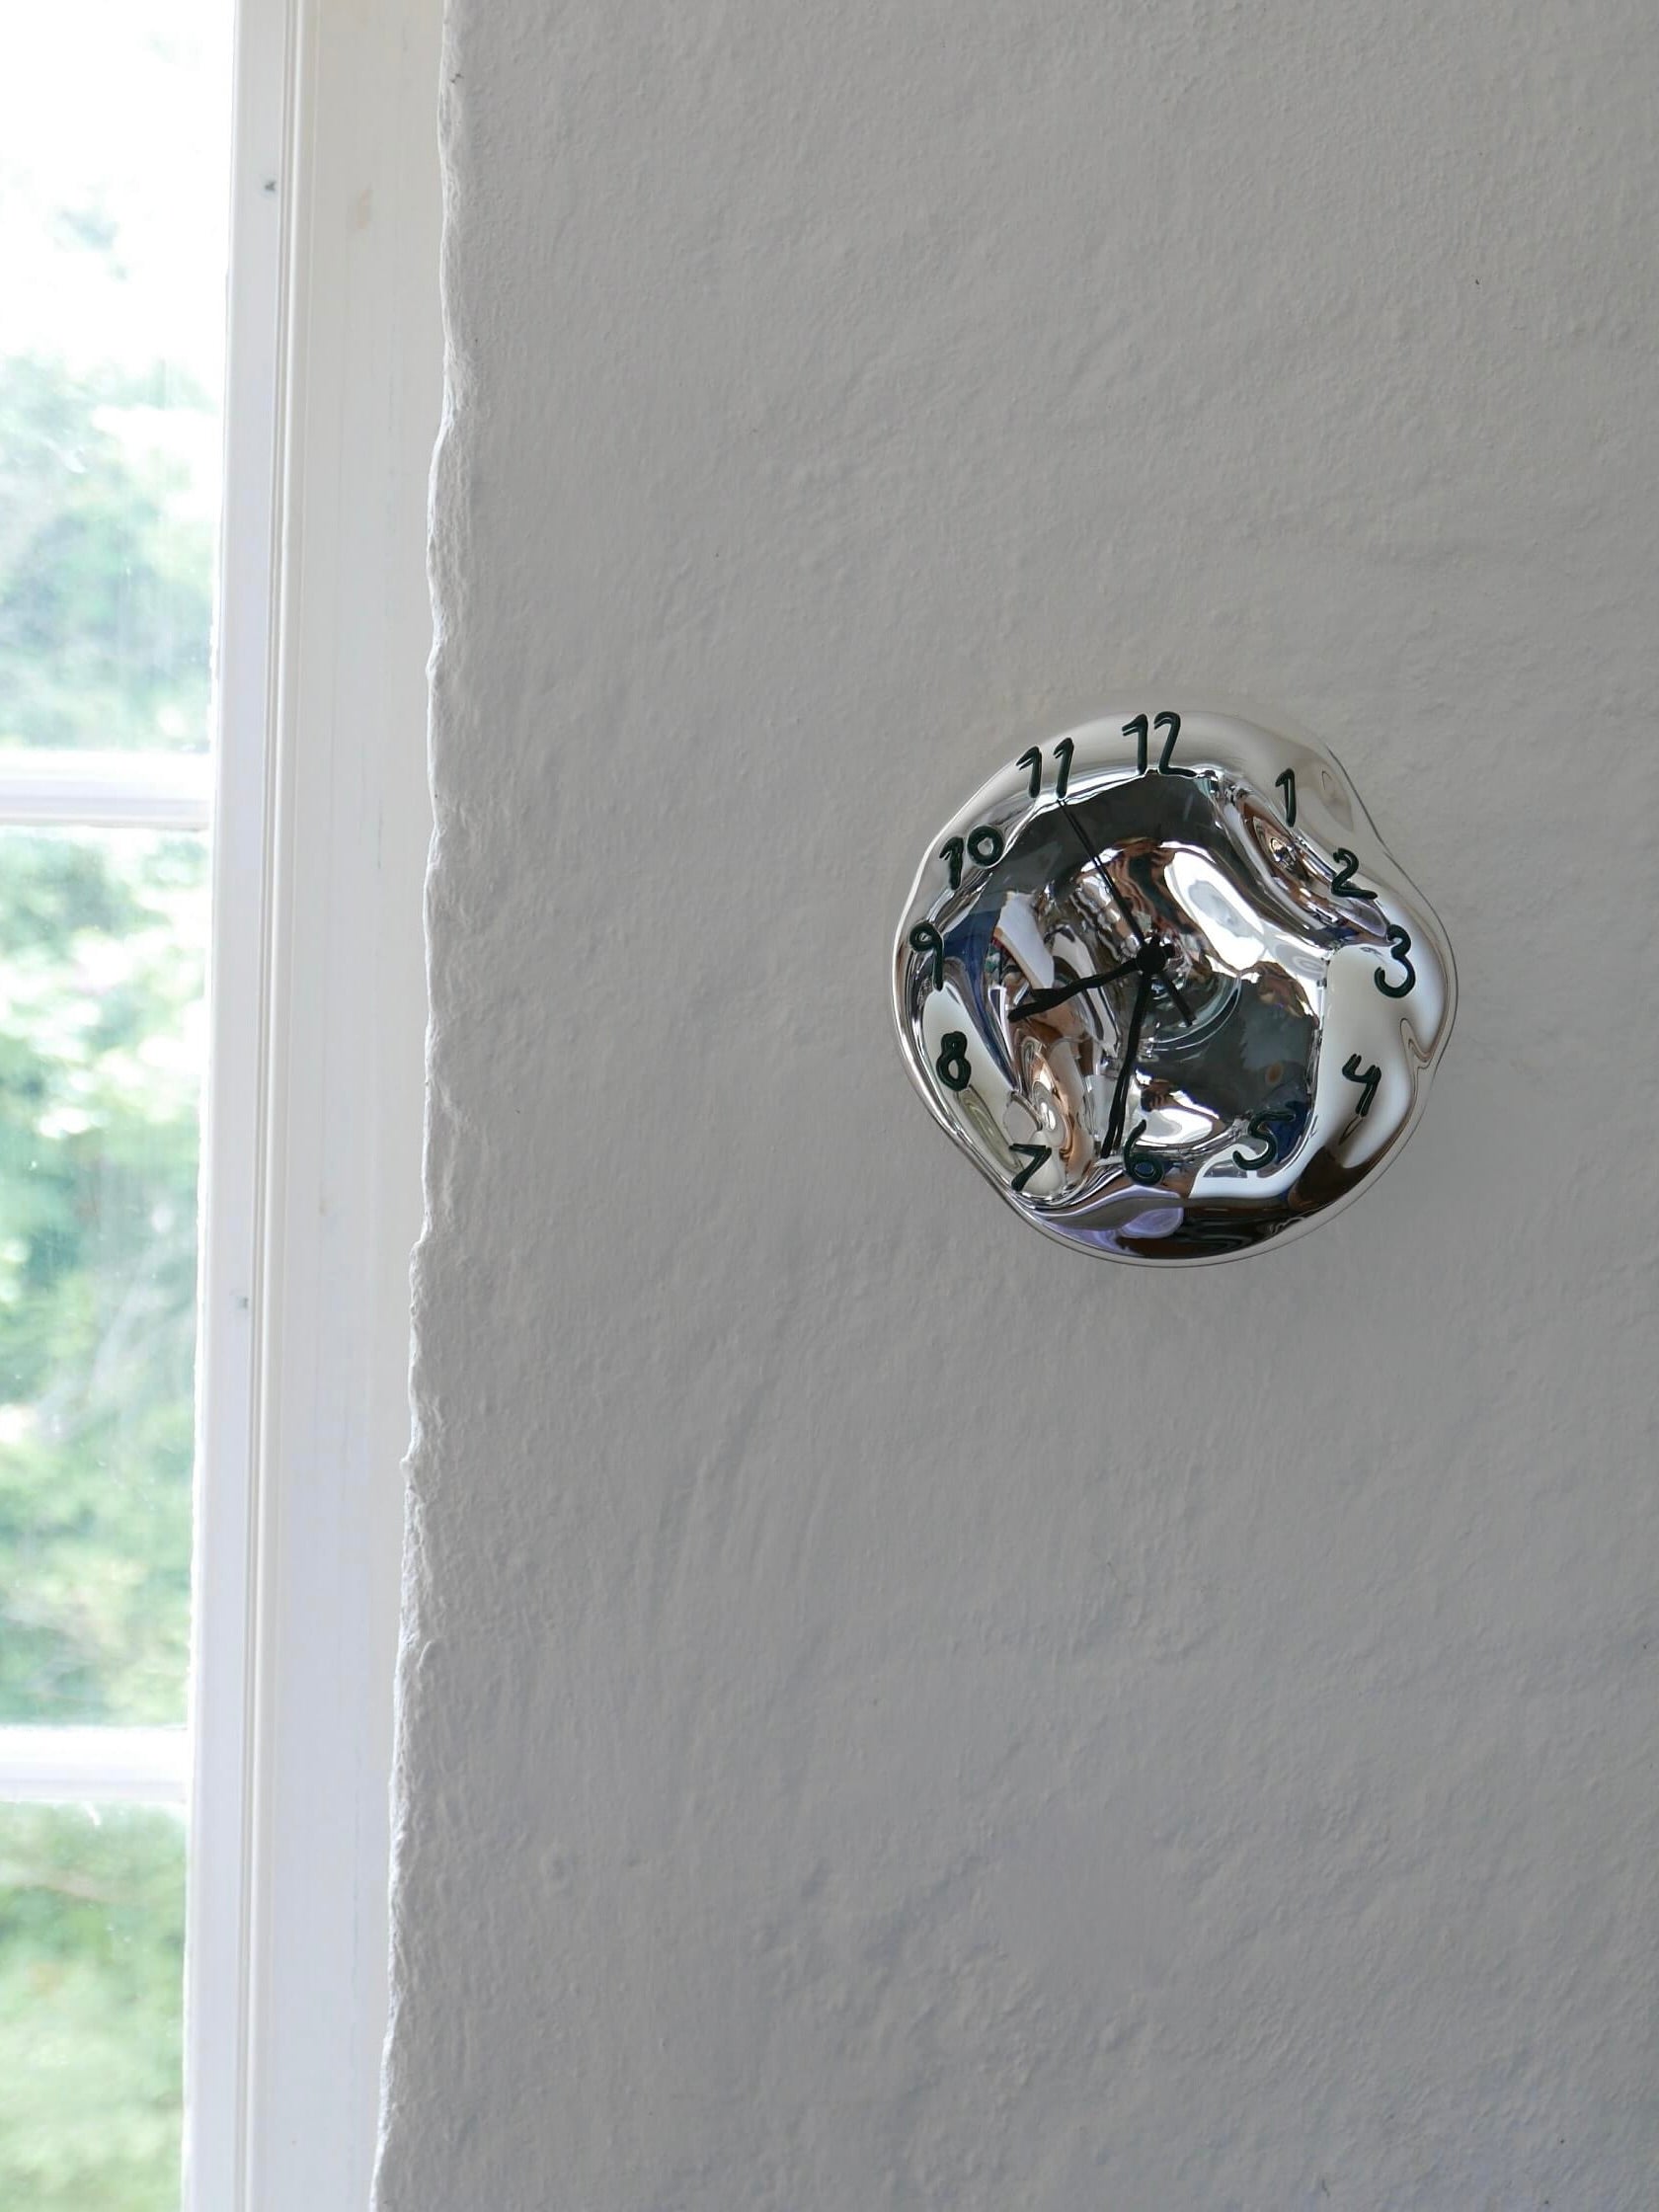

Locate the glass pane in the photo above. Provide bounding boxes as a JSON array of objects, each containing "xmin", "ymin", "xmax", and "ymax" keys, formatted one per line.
[
  {"xmin": 0, "ymin": 3, "xmax": 230, "ymax": 751},
  {"xmin": 0, "ymin": 1802, "xmax": 185, "ymax": 2211},
  {"xmin": 0, "ymin": 830, "xmax": 207, "ymax": 1726}
]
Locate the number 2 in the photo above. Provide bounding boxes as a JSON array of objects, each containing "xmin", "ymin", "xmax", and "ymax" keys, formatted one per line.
[{"xmin": 1330, "ymin": 847, "xmax": 1374, "ymax": 901}]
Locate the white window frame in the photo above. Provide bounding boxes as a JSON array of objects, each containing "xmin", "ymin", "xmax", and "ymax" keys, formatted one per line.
[
  {"xmin": 186, "ymin": 0, "xmax": 439, "ymax": 2205},
  {"xmin": 0, "ymin": 1, "xmax": 435, "ymax": 2198}
]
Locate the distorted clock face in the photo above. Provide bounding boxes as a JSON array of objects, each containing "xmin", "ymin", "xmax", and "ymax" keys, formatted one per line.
[{"xmin": 891, "ymin": 702, "xmax": 1456, "ymax": 1263}]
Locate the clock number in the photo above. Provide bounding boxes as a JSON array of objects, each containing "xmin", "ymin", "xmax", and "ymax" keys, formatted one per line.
[
  {"xmin": 1231, "ymin": 1110, "xmax": 1283, "ymax": 1171},
  {"xmin": 1125, "ymin": 711, "xmax": 1181, "ymax": 775},
  {"xmin": 908, "ymin": 921, "xmax": 945, "ymax": 991},
  {"xmin": 936, "ymin": 1032, "xmax": 973, "ymax": 1092},
  {"xmin": 1016, "ymin": 738, "xmax": 1074, "ymax": 801},
  {"xmin": 1009, "ymin": 1142, "xmax": 1052, "ymax": 1193},
  {"xmin": 1341, "ymin": 1054, "xmax": 1382, "ymax": 1120},
  {"xmin": 1122, "ymin": 1120, "xmax": 1165, "ymax": 1186},
  {"xmin": 939, "ymin": 826, "xmax": 1004, "ymax": 889},
  {"xmin": 1330, "ymin": 847, "xmax": 1375, "ymax": 901},
  {"xmin": 1374, "ymin": 924, "xmax": 1416, "ymax": 998},
  {"xmin": 1275, "ymin": 767, "xmax": 1297, "ymax": 825}
]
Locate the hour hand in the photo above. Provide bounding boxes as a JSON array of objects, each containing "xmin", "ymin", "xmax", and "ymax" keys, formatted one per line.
[{"xmin": 1019, "ymin": 955, "xmax": 1139, "ymax": 1017}]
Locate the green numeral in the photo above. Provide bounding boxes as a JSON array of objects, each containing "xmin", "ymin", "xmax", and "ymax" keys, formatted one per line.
[
  {"xmin": 936, "ymin": 1033, "xmax": 972, "ymax": 1092},
  {"xmin": 1374, "ymin": 924, "xmax": 1415, "ymax": 998},
  {"xmin": 1342, "ymin": 1054, "xmax": 1381, "ymax": 1119},
  {"xmin": 1010, "ymin": 1142, "xmax": 1052, "ymax": 1193}
]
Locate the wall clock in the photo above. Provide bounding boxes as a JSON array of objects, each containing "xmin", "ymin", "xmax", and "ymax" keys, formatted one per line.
[{"xmin": 891, "ymin": 701, "xmax": 1455, "ymax": 1263}]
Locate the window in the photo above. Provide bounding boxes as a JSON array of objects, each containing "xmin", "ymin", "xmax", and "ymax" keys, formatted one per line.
[
  {"xmin": 0, "ymin": 6, "xmax": 224, "ymax": 2202},
  {"xmin": 0, "ymin": 0, "xmax": 437, "ymax": 2204}
]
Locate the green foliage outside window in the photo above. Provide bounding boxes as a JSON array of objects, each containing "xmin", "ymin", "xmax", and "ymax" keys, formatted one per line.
[
  {"xmin": 0, "ymin": 352, "xmax": 210, "ymax": 2205},
  {"xmin": 0, "ymin": 356, "xmax": 216, "ymax": 755},
  {"xmin": 3, "ymin": 9, "xmax": 232, "ymax": 2194},
  {"xmin": 0, "ymin": 1806, "xmax": 185, "ymax": 2212},
  {"xmin": 0, "ymin": 820, "xmax": 203, "ymax": 1728}
]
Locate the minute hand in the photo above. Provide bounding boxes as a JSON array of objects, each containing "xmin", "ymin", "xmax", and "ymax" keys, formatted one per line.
[{"xmin": 1105, "ymin": 967, "xmax": 1155, "ymax": 1156}]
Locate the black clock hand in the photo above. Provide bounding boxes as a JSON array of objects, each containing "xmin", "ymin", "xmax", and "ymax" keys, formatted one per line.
[
  {"xmin": 1104, "ymin": 965, "xmax": 1155, "ymax": 1156},
  {"xmin": 1131, "ymin": 932, "xmax": 1196, "ymax": 1026},
  {"xmin": 1151, "ymin": 958, "xmax": 1194, "ymax": 1028},
  {"xmin": 1053, "ymin": 796, "xmax": 1195, "ymax": 1026},
  {"xmin": 1055, "ymin": 796, "xmax": 1145, "ymax": 946},
  {"xmin": 1020, "ymin": 954, "xmax": 1141, "ymax": 1017}
]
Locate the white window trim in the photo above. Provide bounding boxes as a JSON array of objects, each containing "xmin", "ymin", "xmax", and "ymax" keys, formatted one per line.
[
  {"xmin": 187, "ymin": 0, "xmax": 439, "ymax": 2206},
  {"xmin": 0, "ymin": 750, "xmax": 211, "ymax": 830},
  {"xmin": 0, "ymin": 1726, "xmax": 188, "ymax": 1805}
]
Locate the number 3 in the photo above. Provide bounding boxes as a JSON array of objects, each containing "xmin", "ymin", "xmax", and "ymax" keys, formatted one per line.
[{"xmin": 1374, "ymin": 924, "xmax": 1415, "ymax": 998}]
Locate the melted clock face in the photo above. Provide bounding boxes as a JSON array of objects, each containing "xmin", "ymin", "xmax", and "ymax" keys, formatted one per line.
[{"xmin": 891, "ymin": 704, "xmax": 1456, "ymax": 1263}]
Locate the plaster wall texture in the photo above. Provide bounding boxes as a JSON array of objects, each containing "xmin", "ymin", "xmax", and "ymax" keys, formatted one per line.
[{"xmin": 376, "ymin": 2, "xmax": 1659, "ymax": 2205}]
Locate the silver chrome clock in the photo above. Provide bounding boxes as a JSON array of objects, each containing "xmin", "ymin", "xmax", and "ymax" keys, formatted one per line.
[{"xmin": 891, "ymin": 701, "xmax": 1455, "ymax": 1263}]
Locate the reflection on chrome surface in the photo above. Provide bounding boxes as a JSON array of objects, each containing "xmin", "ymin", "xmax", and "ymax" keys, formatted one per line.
[{"xmin": 892, "ymin": 704, "xmax": 1456, "ymax": 1263}]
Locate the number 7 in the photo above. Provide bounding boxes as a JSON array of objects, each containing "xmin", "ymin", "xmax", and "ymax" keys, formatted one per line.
[{"xmin": 1010, "ymin": 1142, "xmax": 1052, "ymax": 1193}]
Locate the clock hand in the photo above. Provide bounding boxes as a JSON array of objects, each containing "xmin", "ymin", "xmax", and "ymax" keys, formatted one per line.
[
  {"xmin": 1137, "ymin": 935, "xmax": 1195, "ymax": 1028},
  {"xmin": 1104, "ymin": 964, "xmax": 1155, "ymax": 1156},
  {"xmin": 1020, "ymin": 954, "xmax": 1141, "ymax": 1017},
  {"xmin": 1151, "ymin": 961, "xmax": 1194, "ymax": 1027},
  {"xmin": 1055, "ymin": 795, "xmax": 1145, "ymax": 947}
]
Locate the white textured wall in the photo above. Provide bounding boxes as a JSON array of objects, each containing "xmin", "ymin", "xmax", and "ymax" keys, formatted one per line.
[{"xmin": 377, "ymin": 4, "xmax": 1659, "ymax": 2204}]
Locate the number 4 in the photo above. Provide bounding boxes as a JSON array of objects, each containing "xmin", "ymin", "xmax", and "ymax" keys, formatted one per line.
[{"xmin": 1341, "ymin": 1054, "xmax": 1382, "ymax": 1120}]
